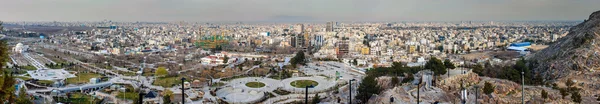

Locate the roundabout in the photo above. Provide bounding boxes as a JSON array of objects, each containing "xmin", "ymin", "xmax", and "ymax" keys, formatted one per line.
[
  {"xmin": 280, "ymin": 76, "xmax": 338, "ymax": 93},
  {"xmin": 220, "ymin": 76, "xmax": 341, "ymax": 103},
  {"xmin": 226, "ymin": 77, "xmax": 280, "ymax": 92},
  {"xmin": 290, "ymin": 80, "xmax": 318, "ymax": 88}
]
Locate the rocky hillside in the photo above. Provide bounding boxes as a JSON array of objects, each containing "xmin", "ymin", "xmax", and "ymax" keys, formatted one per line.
[{"xmin": 528, "ymin": 10, "xmax": 600, "ymax": 80}]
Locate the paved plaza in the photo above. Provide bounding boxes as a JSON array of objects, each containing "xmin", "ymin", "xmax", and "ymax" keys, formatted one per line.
[
  {"xmin": 27, "ymin": 69, "xmax": 76, "ymax": 80},
  {"xmin": 216, "ymin": 87, "xmax": 265, "ymax": 104},
  {"xmin": 227, "ymin": 77, "xmax": 280, "ymax": 92},
  {"xmin": 217, "ymin": 61, "xmax": 366, "ymax": 103}
]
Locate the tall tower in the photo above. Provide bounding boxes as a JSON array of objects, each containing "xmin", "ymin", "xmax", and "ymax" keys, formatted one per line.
[
  {"xmin": 295, "ymin": 24, "xmax": 304, "ymax": 34},
  {"xmin": 326, "ymin": 22, "xmax": 334, "ymax": 32}
]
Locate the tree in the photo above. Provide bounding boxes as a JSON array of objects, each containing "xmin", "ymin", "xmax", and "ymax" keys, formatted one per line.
[
  {"xmin": 444, "ymin": 59, "xmax": 456, "ymax": 69},
  {"xmin": 163, "ymin": 94, "xmax": 171, "ymax": 104},
  {"xmin": 472, "ymin": 64, "xmax": 484, "ymax": 76},
  {"xmin": 401, "ymin": 73, "xmax": 414, "ymax": 83},
  {"xmin": 425, "ymin": 57, "xmax": 446, "ymax": 76},
  {"xmin": 391, "ymin": 77, "xmax": 399, "ymax": 86},
  {"xmin": 290, "ymin": 51, "xmax": 306, "ymax": 67},
  {"xmin": 483, "ymin": 81, "xmax": 495, "ymax": 95},
  {"xmin": 311, "ymin": 93, "xmax": 320, "ymax": 104},
  {"xmin": 16, "ymin": 87, "xmax": 31, "ymax": 104},
  {"xmin": 541, "ymin": 89, "xmax": 548, "ymax": 100},
  {"xmin": 514, "ymin": 58, "xmax": 530, "ymax": 84},
  {"xmin": 356, "ymin": 75, "xmax": 381, "ymax": 103},
  {"xmin": 0, "ymin": 41, "xmax": 8, "ymax": 68},
  {"xmin": 559, "ymin": 88, "xmax": 568, "ymax": 99},
  {"xmin": 444, "ymin": 59, "xmax": 455, "ymax": 79},
  {"xmin": 571, "ymin": 91, "xmax": 582, "ymax": 103},
  {"xmin": 223, "ymin": 55, "xmax": 229, "ymax": 64},
  {"xmin": 0, "ymin": 39, "xmax": 15, "ymax": 104},
  {"xmin": 163, "ymin": 89, "xmax": 173, "ymax": 104},
  {"xmin": 565, "ymin": 79, "xmax": 575, "ymax": 87},
  {"xmin": 155, "ymin": 67, "xmax": 168, "ymax": 77}
]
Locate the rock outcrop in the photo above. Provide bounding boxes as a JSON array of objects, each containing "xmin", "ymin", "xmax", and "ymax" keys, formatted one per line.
[{"xmin": 528, "ymin": 10, "xmax": 600, "ymax": 81}]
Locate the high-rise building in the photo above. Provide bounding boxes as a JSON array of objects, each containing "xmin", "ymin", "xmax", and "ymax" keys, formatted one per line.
[
  {"xmin": 336, "ymin": 40, "xmax": 349, "ymax": 58},
  {"xmin": 291, "ymin": 36, "xmax": 297, "ymax": 48},
  {"xmin": 295, "ymin": 24, "xmax": 304, "ymax": 34},
  {"xmin": 326, "ymin": 22, "xmax": 334, "ymax": 32},
  {"xmin": 294, "ymin": 33, "xmax": 310, "ymax": 52}
]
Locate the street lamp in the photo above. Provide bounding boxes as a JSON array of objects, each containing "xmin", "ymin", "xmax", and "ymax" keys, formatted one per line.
[
  {"xmin": 181, "ymin": 77, "xmax": 186, "ymax": 104},
  {"xmin": 521, "ymin": 71, "xmax": 524, "ymax": 104},
  {"xmin": 137, "ymin": 63, "xmax": 145, "ymax": 104},
  {"xmin": 474, "ymin": 85, "xmax": 479, "ymax": 104},
  {"xmin": 305, "ymin": 85, "xmax": 315, "ymax": 104},
  {"xmin": 349, "ymin": 79, "xmax": 356, "ymax": 104}
]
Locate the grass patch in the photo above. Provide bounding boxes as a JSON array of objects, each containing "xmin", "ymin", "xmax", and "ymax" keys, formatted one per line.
[
  {"xmin": 37, "ymin": 80, "xmax": 55, "ymax": 86},
  {"xmin": 19, "ymin": 65, "xmax": 37, "ymax": 70},
  {"xmin": 142, "ymin": 72, "xmax": 154, "ymax": 76},
  {"xmin": 290, "ymin": 80, "xmax": 318, "ymax": 88},
  {"xmin": 66, "ymin": 73, "xmax": 102, "ymax": 84},
  {"xmin": 14, "ymin": 76, "xmax": 32, "ymax": 80},
  {"xmin": 116, "ymin": 92, "xmax": 139, "ymax": 101},
  {"xmin": 55, "ymin": 93, "xmax": 102, "ymax": 104},
  {"xmin": 153, "ymin": 76, "xmax": 182, "ymax": 88},
  {"xmin": 273, "ymin": 89, "xmax": 291, "ymax": 95},
  {"xmin": 211, "ymin": 82, "xmax": 225, "ymax": 87},
  {"xmin": 115, "ymin": 70, "xmax": 137, "ymax": 76},
  {"xmin": 245, "ymin": 82, "xmax": 265, "ymax": 88}
]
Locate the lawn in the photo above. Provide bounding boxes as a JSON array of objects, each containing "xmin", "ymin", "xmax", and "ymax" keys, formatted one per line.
[
  {"xmin": 290, "ymin": 80, "xmax": 319, "ymax": 88},
  {"xmin": 14, "ymin": 76, "xmax": 32, "ymax": 80},
  {"xmin": 245, "ymin": 82, "xmax": 265, "ymax": 88},
  {"xmin": 37, "ymin": 80, "xmax": 55, "ymax": 86},
  {"xmin": 66, "ymin": 73, "xmax": 102, "ymax": 84},
  {"xmin": 273, "ymin": 89, "xmax": 291, "ymax": 95},
  {"xmin": 56, "ymin": 93, "xmax": 102, "ymax": 104},
  {"xmin": 116, "ymin": 92, "xmax": 139, "ymax": 101},
  {"xmin": 211, "ymin": 82, "xmax": 225, "ymax": 87},
  {"xmin": 153, "ymin": 76, "xmax": 182, "ymax": 87},
  {"xmin": 19, "ymin": 65, "xmax": 37, "ymax": 70},
  {"xmin": 116, "ymin": 70, "xmax": 137, "ymax": 76}
]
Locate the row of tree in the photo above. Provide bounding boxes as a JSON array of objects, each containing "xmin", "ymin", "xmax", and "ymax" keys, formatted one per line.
[{"xmin": 471, "ymin": 58, "xmax": 544, "ymax": 85}]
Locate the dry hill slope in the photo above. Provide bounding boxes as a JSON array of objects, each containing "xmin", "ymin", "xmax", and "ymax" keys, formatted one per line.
[{"xmin": 528, "ymin": 10, "xmax": 600, "ymax": 81}]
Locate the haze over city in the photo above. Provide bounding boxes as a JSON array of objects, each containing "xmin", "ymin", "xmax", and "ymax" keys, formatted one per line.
[
  {"xmin": 1, "ymin": 0, "xmax": 600, "ymax": 22},
  {"xmin": 2, "ymin": 0, "xmax": 600, "ymax": 104}
]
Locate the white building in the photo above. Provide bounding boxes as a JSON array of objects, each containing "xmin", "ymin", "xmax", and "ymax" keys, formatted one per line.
[{"xmin": 13, "ymin": 43, "xmax": 28, "ymax": 53}]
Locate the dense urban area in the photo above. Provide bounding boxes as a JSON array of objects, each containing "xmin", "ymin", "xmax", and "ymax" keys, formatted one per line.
[{"xmin": 2, "ymin": 10, "xmax": 600, "ymax": 104}]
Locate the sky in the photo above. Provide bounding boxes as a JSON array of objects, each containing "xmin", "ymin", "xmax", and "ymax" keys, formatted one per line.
[{"xmin": 1, "ymin": 0, "xmax": 599, "ymax": 22}]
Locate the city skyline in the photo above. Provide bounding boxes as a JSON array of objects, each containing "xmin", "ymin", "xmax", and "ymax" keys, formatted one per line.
[{"xmin": 1, "ymin": 0, "xmax": 599, "ymax": 22}]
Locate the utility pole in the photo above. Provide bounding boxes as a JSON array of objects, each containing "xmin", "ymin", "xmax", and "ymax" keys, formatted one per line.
[
  {"xmin": 182, "ymin": 77, "xmax": 186, "ymax": 104},
  {"xmin": 349, "ymin": 79, "xmax": 356, "ymax": 104},
  {"xmin": 474, "ymin": 85, "xmax": 479, "ymax": 104},
  {"xmin": 461, "ymin": 79, "xmax": 465, "ymax": 104},
  {"xmin": 137, "ymin": 57, "xmax": 146, "ymax": 104},
  {"xmin": 305, "ymin": 85, "xmax": 314, "ymax": 104},
  {"xmin": 521, "ymin": 71, "xmax": 525, "ymax": 104}
]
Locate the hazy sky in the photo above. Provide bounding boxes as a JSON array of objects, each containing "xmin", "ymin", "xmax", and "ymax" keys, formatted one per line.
[{"xmin": 1, "ymin": 0, "xmax": 599, "ymax": 22}]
